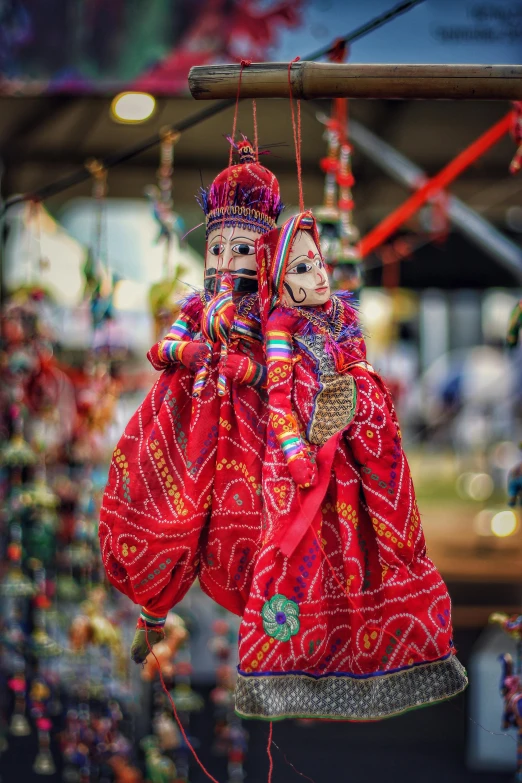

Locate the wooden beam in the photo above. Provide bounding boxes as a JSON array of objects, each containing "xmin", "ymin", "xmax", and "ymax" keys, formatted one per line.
[{"xmin": 189, "ymin": 62, "xmax": 522, "ymax": 101}]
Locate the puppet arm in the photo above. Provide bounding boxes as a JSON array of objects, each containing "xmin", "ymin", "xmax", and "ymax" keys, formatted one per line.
[
  {"xmin": 266, "ymin": 312, "xmax": 317, "ymax": 488},
  {"xmin": 346, "ymin": 366, "xmax": 426, "ymax": 566},
  {"xmin": 147, "ymin": 299, "xmax": 210, "ymax": 371},
  {"xmin": 219, "ymin": 352, "xmax": 267, "ymax": 389}
]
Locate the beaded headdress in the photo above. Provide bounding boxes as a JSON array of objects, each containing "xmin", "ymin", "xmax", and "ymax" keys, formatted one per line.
[
  {"xmin": 257, "ymin": 211, "xmax": 322, "ymax": 327},
  {"xmin": 197, "ymin": 136, "xmax": 284, "ymax": 237}
]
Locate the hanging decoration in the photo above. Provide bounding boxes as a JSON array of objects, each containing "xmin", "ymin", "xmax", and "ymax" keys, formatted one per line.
[
  {"xmin": 84, "ymin": 158, "xmax": 118, "ymax": 342},
  {"xmin": 209, "ymin": 616, "xmax": 248, "ymax": 783},
  {"xmin": 0, "ymin": 280, "xmax": 143, "ymax": 778},
  {"xmin": 145, "ymin": 128, "xmax": 188, "ymax": 339},
  {"xmin": 314, "ymin": 42, "xmax": 362, "ymax": 297},
  {"xmin": 489, "ymin": 613, "xmax": 522, "ymax": 782}
]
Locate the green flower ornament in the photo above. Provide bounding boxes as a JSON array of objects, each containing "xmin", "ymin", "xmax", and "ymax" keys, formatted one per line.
[{"xmin": 261, "ymin": 594, "xmax": 300, "ymax": 642}]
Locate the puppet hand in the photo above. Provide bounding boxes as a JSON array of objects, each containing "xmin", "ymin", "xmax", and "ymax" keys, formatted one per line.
[
  {"xmin": 147, "ymin": 340, "xmax": 210, "ymax": 372},
  {"xmin": 288, "ymin": 455, "xmax": 318, "ymax": 488},
  {"xmin": 178, "ymin": 341, "xmax": 211, "ymax": 372},
  {"xmin": 220, "ymin": 353, "xmax": 266, "ymax": 387}
]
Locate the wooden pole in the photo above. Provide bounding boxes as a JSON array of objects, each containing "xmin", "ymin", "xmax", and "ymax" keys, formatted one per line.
[{"xmin": 189, "ymin": 62, "xmax": 522, "ymax": 101}]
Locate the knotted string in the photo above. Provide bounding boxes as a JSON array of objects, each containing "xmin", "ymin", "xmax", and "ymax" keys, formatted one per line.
[{"xmin": 288, "ymin": 57, "xmax": 304, "ymax": 212}]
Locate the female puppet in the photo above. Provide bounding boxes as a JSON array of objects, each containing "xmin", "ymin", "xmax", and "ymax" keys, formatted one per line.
[
  {"xmin": 234, "ymin": 212, "xmax": 468, "ymax": 721},
  {"xmin": 99, "ymin": 140, "xmax": 283, "ymax": 659}
]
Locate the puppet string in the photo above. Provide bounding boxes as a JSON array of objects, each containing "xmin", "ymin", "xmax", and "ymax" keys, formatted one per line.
[
  {"xmin": 272, "ymin": 740, "xmax": 317, "ymax": 783},
  {"xmin": 203, "ymin": 60, "xmax": 252, "ymax": 395},
  {"xmin": 145, "ymin": 632, "xmax": 222, "ymax": 783},
  {"xmin": 288, "ymin": 57, "xmax": 304, "ymax": 213},
  {"xmin": 267, "ymin": 721, "xmax": 274, "ymax": 783},
  {"xmin": 181, "ymin": 222, "xmax": 204, "ymax": 241},
  {"xmin": 228, "ymin": 58, "xmax": 252, "ymax": 170},
  {"xmin": 450, "ymin": 701, "xmax": 517, "ymax": 744},
  {"xmin": 253, "ymin": 99, "xmax": 259, "ymax": 161}
]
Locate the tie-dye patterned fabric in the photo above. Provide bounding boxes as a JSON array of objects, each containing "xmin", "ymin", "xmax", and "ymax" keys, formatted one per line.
[
  {"xmin": 99, "ymin": 291, "xmax": 267, "ymax": 618},
  {"xmin": 234, "ymin": 222, "xmax": 468, "ymax": 721}
]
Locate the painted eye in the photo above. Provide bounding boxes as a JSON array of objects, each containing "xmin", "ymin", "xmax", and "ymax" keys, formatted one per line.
[
  {"xmin": 288, "ymin": 262, "xmax": 312, "ymax": 275},
  {"xmin": 232, "ymin": 243, "xmax": 255, "ymax": 255},
  {"xmin": 314, "ymin": 257, "xmax": 324, "ymax": 268},
  {"xmin": 209, "ymin": 244, "xmax": 223, "ymax": 256}
]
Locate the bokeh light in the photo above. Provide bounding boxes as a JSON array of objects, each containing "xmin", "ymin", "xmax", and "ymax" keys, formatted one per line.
[
  {"xmin": 111, "ymin": 92, "xmax": 156, "ymax": 123},
  {"xmin": 490, "ymin": 440, "xmax": 520, "ymax": 470},
  {"xmin": 490, "ymin": 510, "xmax": 518, "ymax": 538},
  {"xmin": 456, "ymin": 472, "xmax": 494, "ymax": 501}
]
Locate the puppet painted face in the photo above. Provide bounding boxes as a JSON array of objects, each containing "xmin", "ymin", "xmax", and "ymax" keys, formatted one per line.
[
  {"xmin": 204, "ymin": 226, "xmax": 258, "ymax": 294},
  {"xmin": 281, "ymin": 230, "xmax": 330, "ymax": 307}
]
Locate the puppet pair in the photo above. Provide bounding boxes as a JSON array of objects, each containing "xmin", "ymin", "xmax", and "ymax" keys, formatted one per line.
[{"xmin": 99, "ymin": 141, "xmax": 467, "ymax": 720}]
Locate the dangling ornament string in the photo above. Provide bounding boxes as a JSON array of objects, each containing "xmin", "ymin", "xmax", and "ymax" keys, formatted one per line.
[
  {"xmin": 86, "ymin": 158, "xmax": 108, "ymax": 277},
  {"xmin": 158, "ymin": 127, "xmax": 180, "ymax": 276},
  {"xmin": 145, "ymin": 632, "xmax": 221, "ymax": 783},
  {"xmin": 271, "ymin": 741, "xmax": 317, "ymax": 783},
  {"xmin": 266, "ymin": 722, "xmax": 274, "ymax": 783},
  {"xmin": 288, "ymin": 57, "xmax": 304, "ymax": 212}
]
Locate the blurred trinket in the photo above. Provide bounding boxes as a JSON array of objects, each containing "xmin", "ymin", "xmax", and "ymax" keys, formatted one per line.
[
  {"xmin": 490, "ymin": 612, "xmax": 522, "ymax": 640},
  {"xmin": 507, "ymin": 300, "xmax": 522, "ymax": 348},
  {"xmin": 9, "ymin": 712, "xmax": 31, "ymax": 736},
  {"xmin": 33, "ymin": 749, "xmax": 56, "ymax": 775},
  {"xmin": 109, "ymin": 755, "xmax": 144, "ymax": 783},
  {"xmin": 0, "ymin": 566, "xmax": 35, "ymax": 597},
  {"xmin": 56, "ymin": 574, "xmax": 84, "ymax": 602},
  {"xmin": 153, "ymin": 712, "xmax": 181, "ymax": 751},
  {"xmin": 31, "ymin": 627, "xmax": 62, "ymax": 658},
  {"xmin": 0, "ymin": 433, "xmax": 37, "ymax": 468},
  {"xmin": 141, "ymin": 736, "xmax": 177, "ymax": 783},
  {"xmin": 169, "ymin": 683, "xmax": 204, "ymax": 712}
]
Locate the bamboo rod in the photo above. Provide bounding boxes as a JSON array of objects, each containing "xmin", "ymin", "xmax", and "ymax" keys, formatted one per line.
[{"xmin": 189, "ymin": 62, "xmax": 522, "ymax": 101}]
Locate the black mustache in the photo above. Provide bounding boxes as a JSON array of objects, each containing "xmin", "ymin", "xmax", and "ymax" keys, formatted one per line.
[
  {"xmin": 204, "ymin": 277, "xmax": 258, "ymax": 293},
  {"xmin": 283, "ymin": 282, "xmax": 307, "ymax": 304}
]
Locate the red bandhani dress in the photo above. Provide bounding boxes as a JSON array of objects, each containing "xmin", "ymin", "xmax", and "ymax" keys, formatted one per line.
[
  {"xmin": 235, "ymin": 218, "xmax": 467, "ymax": 721},
  {"xmin": 99, "ymin": 291, "xmax": 266, "ymax": 618}
]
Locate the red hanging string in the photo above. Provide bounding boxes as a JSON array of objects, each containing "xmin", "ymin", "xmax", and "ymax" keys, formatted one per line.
[
  {"xmin": 218, "ymin": 59, "xmax": 252, "ymax": 272},
  {"xmin": 252, "ymin": 99, "xmax": 259, "ymax": 161},
  {"xmin": 267, "ymin": 721, "xmax": 274, "ymax": 783},
  {"xmin": 287, "ymin": 57, "xmax": 304, "ymax": 212},
  {"xmin": 145, "ymin": 633, "xmax": 222, "ymax": 783},
  {"xmin": 228, "ymin": 58, "xmax": 252, "ymax": 171}
]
